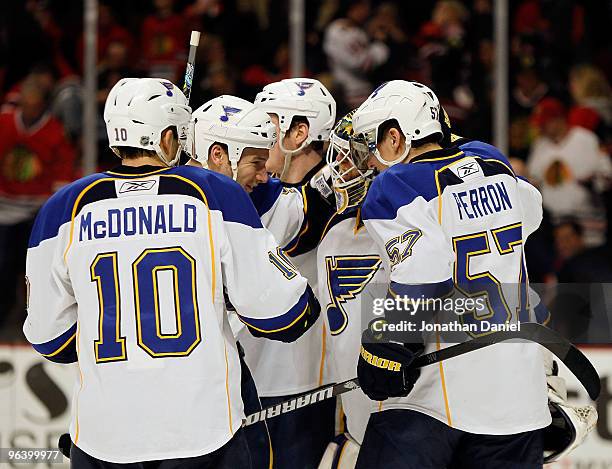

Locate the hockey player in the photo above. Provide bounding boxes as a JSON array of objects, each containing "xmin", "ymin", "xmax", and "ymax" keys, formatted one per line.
[
  {"xmin": 243, "ymin": 78, "xmax": 338, "ymax": 467},
  {"xmin": 23, "ymin": 78, "xmax": 320, "ymax": 468},
  {"xmin": 436, "ymin": 105, "xmax": 598, "ymax": 464},
  {"xmin": 188, "ymin": 94, "xmax": 278, "ymax": 469},
  {"xmin": 316, "ymin": 110, "xmax": 385, "ymax": 469},
  {"xmin": 187, "ymin": 94, "xmax": 276, "ymax": 193},
  {"xmin": 351, "ymin": 80, "xmax": 551, "ymax": 468}
]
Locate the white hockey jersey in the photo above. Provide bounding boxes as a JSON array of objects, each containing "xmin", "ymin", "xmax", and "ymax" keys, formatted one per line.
[
  {"xmin": 361, "ymin": 142, "xmax": 551, "ymax": 435},
  {"xmin": 24, "ymin": 164, "xmax": 318, "ymax": 463},
  {"xmin": 238, "ymin": 176, "xmax": 336, "ymax": 396},
  {"xmin": 316, "ymin": 209, "xmax": 386, "ymax": 443}
]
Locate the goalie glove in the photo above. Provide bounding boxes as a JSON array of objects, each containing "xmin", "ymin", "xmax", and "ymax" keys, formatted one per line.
[
  {"xmin": 543, "ymin": 353, "xmax": 598, "ymax": 463},
  {"xmin": 357, "ymin": 324, "xmax": 423, "ymax": 401}
]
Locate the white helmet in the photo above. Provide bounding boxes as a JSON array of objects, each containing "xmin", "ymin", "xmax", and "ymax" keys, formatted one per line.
[
  {"xmin": 104, "ymin": 78, "xmax": 192, "ymax": 167},
  {"xmin": 188, "ymin": 95, "xmax": 276, "ymax": 174},
  {"xmin": 254, "ymin": 78, "xmax": 336, "ymax": 155},
  {"xmin": 351, "ymin": 80, "xmax": 442, "ymax": 168}
]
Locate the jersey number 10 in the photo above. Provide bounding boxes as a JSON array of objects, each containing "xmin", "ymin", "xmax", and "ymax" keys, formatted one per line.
[{"xmin": 91, "ymin": 246, "xmax": 201, "ymax": 363}]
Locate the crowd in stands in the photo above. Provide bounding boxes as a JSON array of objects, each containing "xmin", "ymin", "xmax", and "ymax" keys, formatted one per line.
[{"xmin": 0, "ymin": 0, "xmax": 611, "ymax": 335}]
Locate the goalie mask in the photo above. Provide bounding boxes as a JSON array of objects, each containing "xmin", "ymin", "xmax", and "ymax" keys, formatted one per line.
[{"xmin": 326, "ymin": 110, "xmax": 372, "ymax": 213}]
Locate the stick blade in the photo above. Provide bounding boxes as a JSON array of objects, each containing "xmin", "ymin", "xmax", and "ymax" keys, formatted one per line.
[{"xmin": 563, "ymin": 345, "xmax": 601, "ymax": 400}]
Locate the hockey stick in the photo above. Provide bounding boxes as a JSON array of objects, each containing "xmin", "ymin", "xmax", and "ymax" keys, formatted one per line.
[
  {"xmin": 182, "ymin": 31, "xmax": 201, "ymax": 102},
  {"xmin": 243, "ymin": 323, "xmax": 600, "ymax": 427}
]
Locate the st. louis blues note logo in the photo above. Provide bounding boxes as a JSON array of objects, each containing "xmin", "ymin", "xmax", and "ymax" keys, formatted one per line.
[
  {"xmin": 370, "ymin": 82, "xmax": 388, "ymax": 98},
  {"xmin": 160, "ymin": 81, "xmax": 174, "ymax": 96},
  {"xmin": 295, "ymin": 81, "xmax": 314, "ymax": 96},
  {"xmin": 326, "ymin": 255, "xmax": 382, "ymax": 335},
  {"xmin": 220, "ymin": 106, "xmax": 241, "ymax": 122}
]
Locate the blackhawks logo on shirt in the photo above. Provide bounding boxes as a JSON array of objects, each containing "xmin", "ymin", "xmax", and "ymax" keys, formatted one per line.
[{"xmin": 2, "ymin": 144, "xmax": 42, "ymax": 182}]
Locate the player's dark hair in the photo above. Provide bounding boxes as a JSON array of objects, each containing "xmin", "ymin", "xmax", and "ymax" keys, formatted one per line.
[
  {"xmin": 208, "ymin": 142, "xmax": 229, "ymax": 157},
  {"xmin": 378, "ymin": 119, "xmax": 442, "ymax": 148},
  {"xmin": 377, "ymin": 119, "xmax": 401, "ymax": 143},
  {"xmin": 114, "ymin": 146, "xmax": 157, "ymax": 160},
  {"xmin": 412, "ymin": 133, "xmax": 443, "ymax": 148},
  {"xmin": 115, "ymin": 127, "xmax": 178, "ymax": 160},
  {"xmin": 289, "ymin": 115, "xmax": 324, "ymax": 155}
]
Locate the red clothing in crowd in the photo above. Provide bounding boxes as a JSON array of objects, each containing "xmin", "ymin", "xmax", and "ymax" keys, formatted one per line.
[
  {"xmin": 0, "ymin": 110, "xmax": 75, "ymax": 197},
  {"xmin": 141, "ymin": 13, "xmax": 187, "ymax": 64}
]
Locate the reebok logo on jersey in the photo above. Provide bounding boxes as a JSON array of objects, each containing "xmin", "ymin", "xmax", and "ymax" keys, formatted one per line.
[
  {"xmin": 118, "ymin": 180, "xmax": 157, "ymax": 193},
  {"xmin": 220, "ymin": 106, "xmax": 241, "ymax": 122},
  {"xmin": 457, "ymin": 162, "xmax": 480, "ymax": 178}
]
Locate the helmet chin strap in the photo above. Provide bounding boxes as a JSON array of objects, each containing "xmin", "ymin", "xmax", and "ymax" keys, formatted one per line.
[
  {"xmin": 374, "ymin": 139, "xmax": 410, "ymax": 167},
  {"xmin": 154, "ymin": 143, "xmax": 181, "ymax": 167},
  {"xmin": 278, "ymin": 130, "xmax": 312, "ymax": 180}
]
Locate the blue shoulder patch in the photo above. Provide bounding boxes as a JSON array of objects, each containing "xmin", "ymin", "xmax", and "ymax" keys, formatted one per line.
[
  {"xmin": 170, "ymin": 166, "xmax": 263, "ymax": 229},
  {"xmin": 28, "ymin": 173, "xmax": 109, "ymax": 248},
  {"xmin": 362, "ymin": 164, "xmax": 438, "ymax": 221},
  {"xmin": 250, "ymin": 178, "xmax": 284, "ymax": 217}
]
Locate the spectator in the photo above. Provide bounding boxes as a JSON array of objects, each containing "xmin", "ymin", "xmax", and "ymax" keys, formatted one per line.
[
  {"xmin": 551, "ymin": 219, "xmax": 612, "ymax": 341},
  {"xmin": 366, "ymin": 2, "xmax": 412, "ymax": 86},
  {"xmin": 508, "ymin": 66, "xmax": 548, "ymax": 160},
  {"xmin": 96, "ymin": 40, "xmax": 139, "ymax": 168},
  {"xmin": 554, "ymin": 219, "xmax": 612, "ymax": 283},
  {"xmin": 569, "ymin": 63, "xmax": 612, "ymax": 149},
  {"xmin": 77, "ymin": 2, "xmax": 135, "ymax": 71},
  {"xmin": 323, "ymin": 0, "xmax": 389, "ymax": 109},
  {"xmin": 420, "ymin": 0, "xmax": 473, "ymax": 134},
  {"xmin": 0, "ymin": 78, "xmax": 75, "ymax": 329},
  {"xmin": 527, "ymin": 97, "xmax": 611, "ymax": 246},
  {"xmin": 140, "ymin": 0, "xmax": 188, "ymax": 81}
]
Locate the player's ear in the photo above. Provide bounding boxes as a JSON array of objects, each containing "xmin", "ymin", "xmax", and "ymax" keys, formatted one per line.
[
  {"xmin": 209, "ymin": 144, "xmax": 226, "ymax": 167},
  {"xmin": 388, "ymin": 128, "xmax": 403, "ymax": 151},
  {"xmin": 293, "ymin": 122, "xmax": 309, "ymax": 147},
  {"xmin": 160, "ymin": 127, "xmax": 175, "ymax": 156}
]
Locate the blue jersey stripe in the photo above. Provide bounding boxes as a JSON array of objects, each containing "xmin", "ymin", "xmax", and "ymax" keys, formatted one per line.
[
  {"xmin": 28, "ymin": 173, "xmax": 108, "ymax": 248},
  {"xmin": 31, "ymin": 323, "xmax": 77, "ymax": 356},
  {"xmin": 238, "ymin": 287, "xmax": 311, "ymax": 332},
  {"xmin": 389, "ymin": 279, "xmax": 454, "ymax": 300}
]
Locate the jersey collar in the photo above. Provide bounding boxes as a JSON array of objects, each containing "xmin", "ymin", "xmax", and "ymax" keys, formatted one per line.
[
  {"xmin": 106, "ymin": 165, "xmax": 170, "ymax": 176},
  {"xmin": 409, "ymin": 146, "xmax": 464, "ymax": 164}
]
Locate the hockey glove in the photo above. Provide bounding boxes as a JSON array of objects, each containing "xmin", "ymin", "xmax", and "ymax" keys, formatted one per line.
[
  {"xmin": 357, "ymin": 325, "xmax": 423, "ymax": 401},
  {"xmin": 308, "ymin": 165, "xmax": 335, "ymax": 206}
]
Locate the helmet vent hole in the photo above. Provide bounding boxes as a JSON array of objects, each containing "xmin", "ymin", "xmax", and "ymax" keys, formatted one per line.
[
  {"xmin": 415, "ymin": 129, "xmax": 421, "ymax": 135},
  {"xmin": 147, "ymin": 94, "xmax": 161, "ymax": 101},
  {"xmin": 202, "ymin": 104, "xmax": 212, "ymax": 113},
  {"xmin": 132, "ymin": 120, "xmax": 144, "ymax": 124}
]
